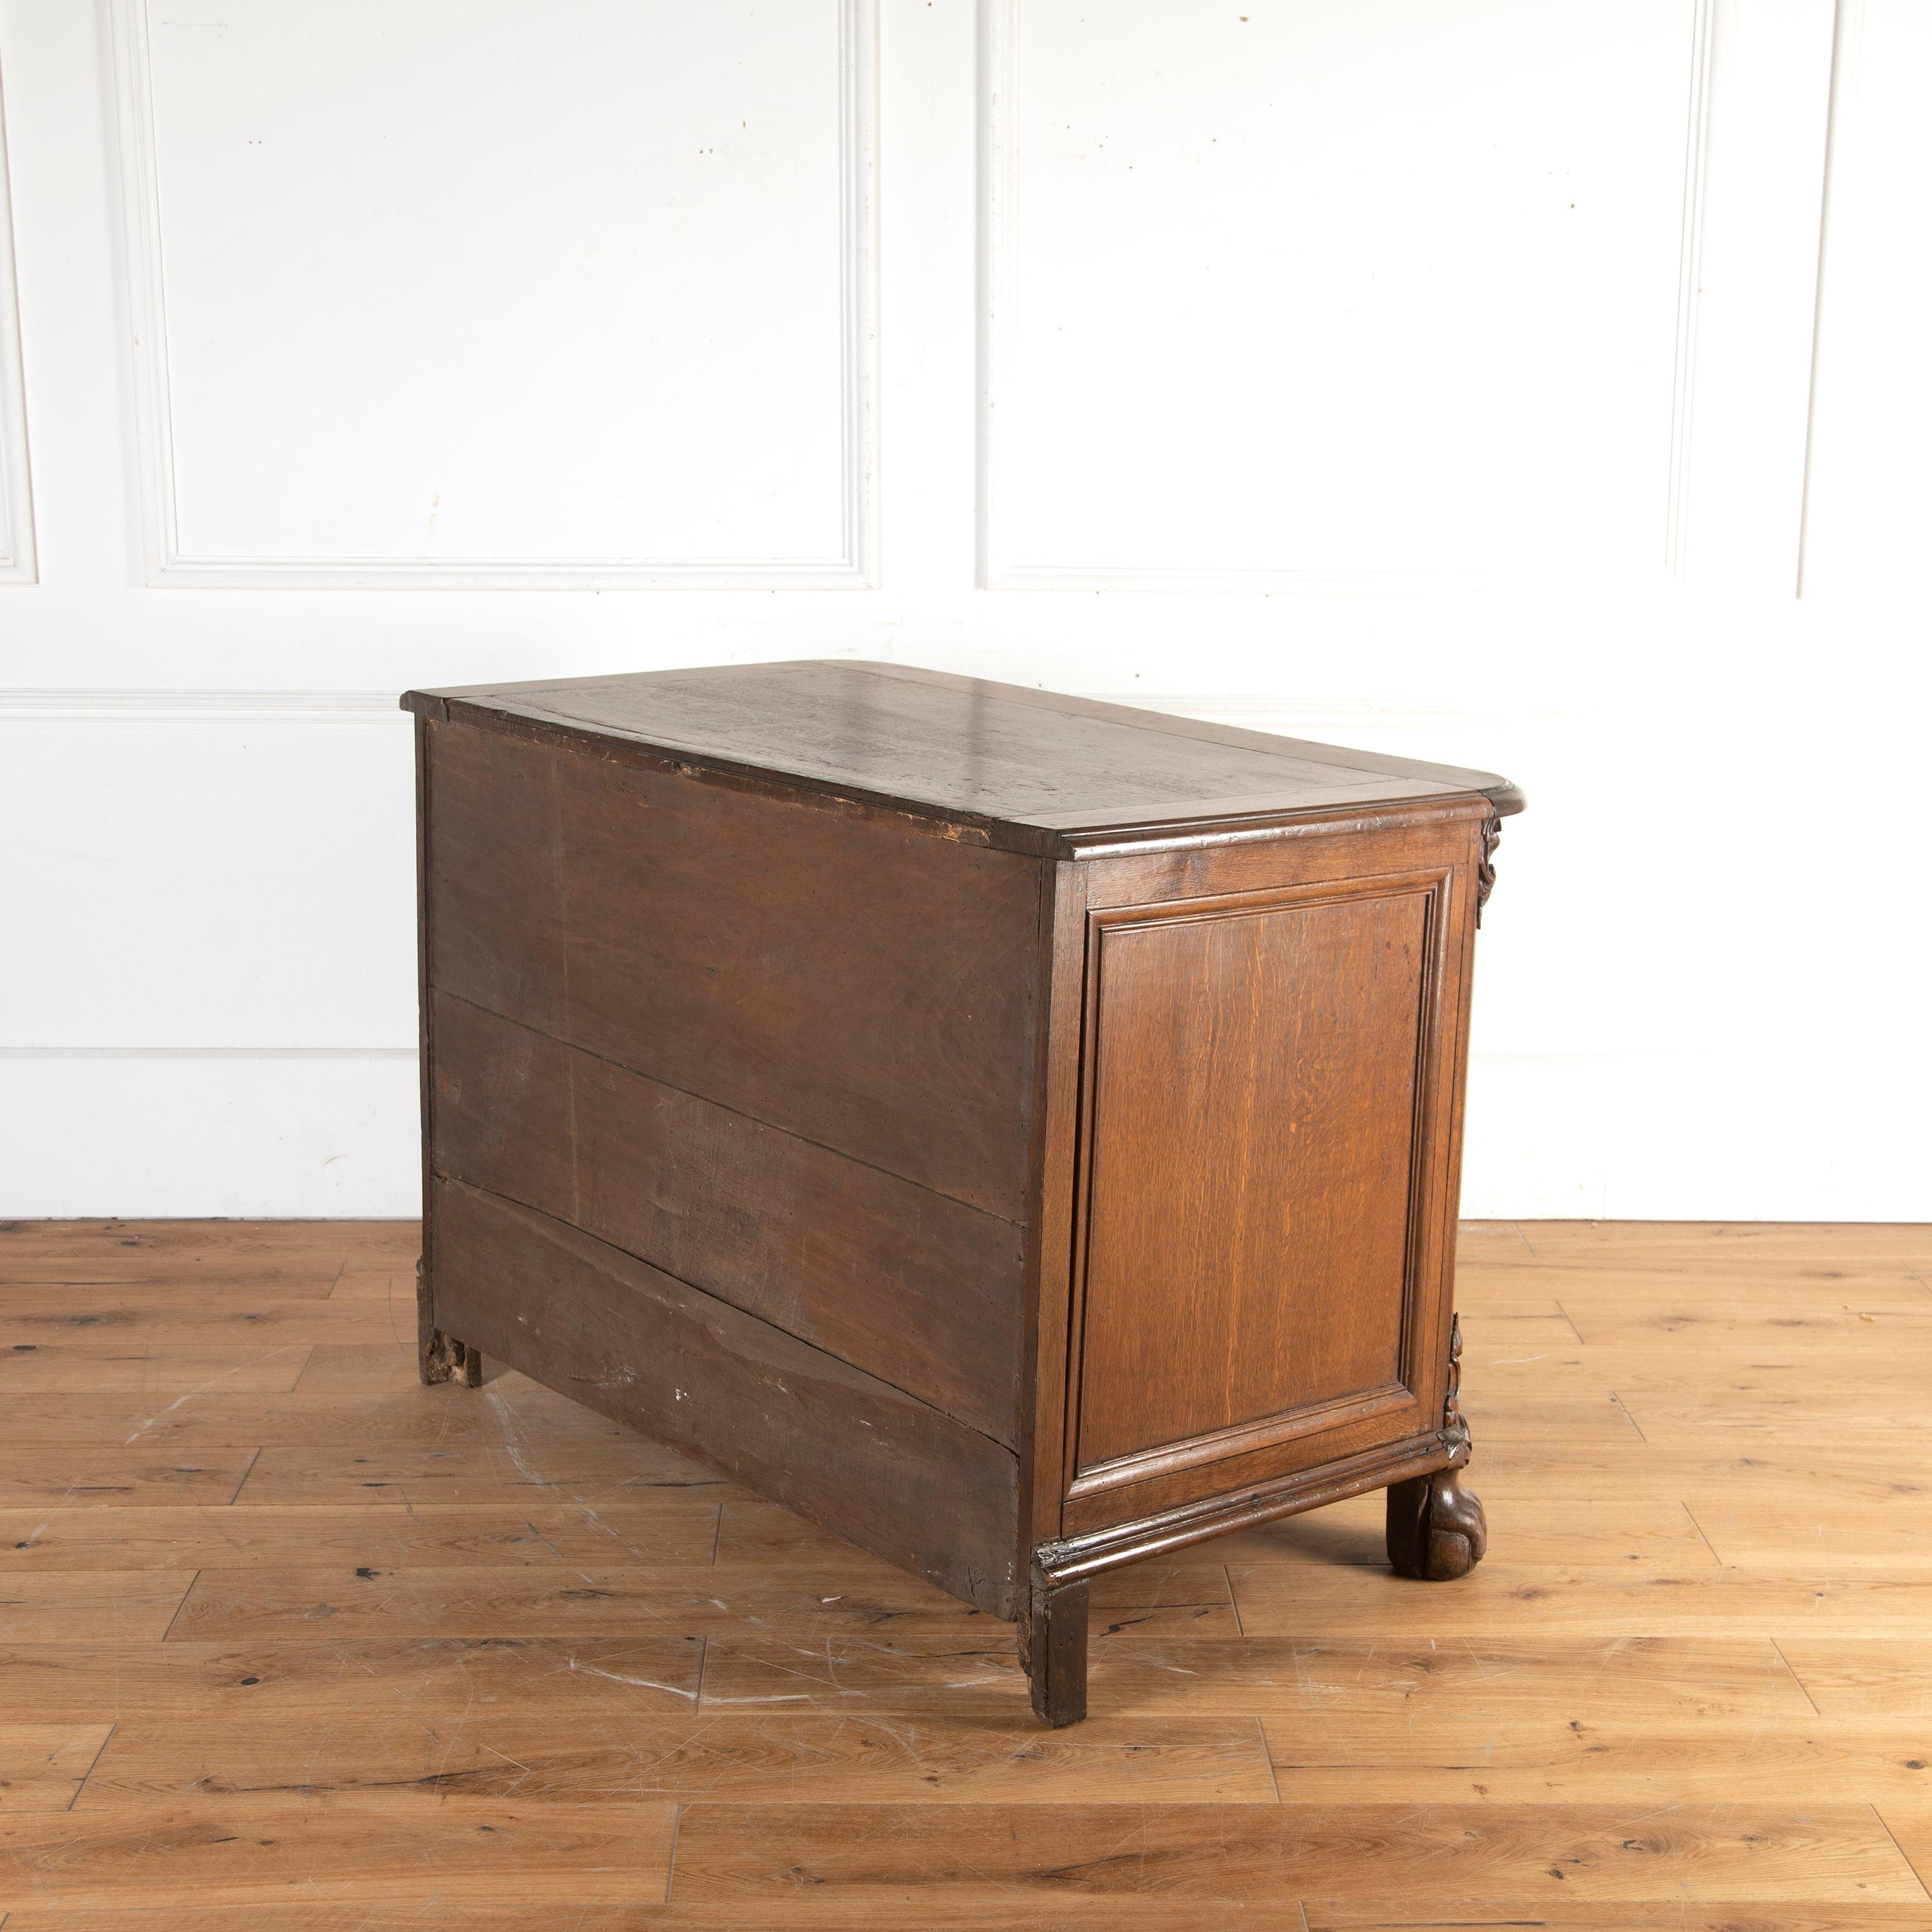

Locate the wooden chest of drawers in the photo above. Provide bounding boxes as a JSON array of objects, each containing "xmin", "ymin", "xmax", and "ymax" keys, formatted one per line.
[{"xmin": 402, "ymin": 661, "xmax": 1523, "ymax": 1723}]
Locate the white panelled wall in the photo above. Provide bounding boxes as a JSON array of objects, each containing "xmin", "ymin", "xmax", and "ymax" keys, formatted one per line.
[{"xmin": 0, "ymin": 0, "xmax": 1926, "ymax": 1219}]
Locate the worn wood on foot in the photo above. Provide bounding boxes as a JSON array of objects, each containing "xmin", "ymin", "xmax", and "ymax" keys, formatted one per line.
[
  {"xmin": 1024, "ymin": 1562, "xmax": 1090, "ymax": 1727},
  {"xmin": 1385, "ymin": 1466, "xmax": 1489, "ymax": 1579}
]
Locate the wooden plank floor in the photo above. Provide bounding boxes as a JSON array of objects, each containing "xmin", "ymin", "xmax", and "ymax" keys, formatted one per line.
[{"xmin": 1, "ymin": 1219, "xmax": 1929, "ymax": 1929}]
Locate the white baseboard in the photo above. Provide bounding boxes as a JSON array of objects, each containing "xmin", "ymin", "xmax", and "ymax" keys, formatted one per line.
[{"xmin": 0, "ymin": 1054, "xmax": 422, "ymax": 1218}]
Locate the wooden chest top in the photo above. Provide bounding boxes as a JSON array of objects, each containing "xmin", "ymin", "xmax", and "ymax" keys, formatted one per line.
[{"xmin": 402, "ymin": 660, "xmax": 1522, "ymax": 857}]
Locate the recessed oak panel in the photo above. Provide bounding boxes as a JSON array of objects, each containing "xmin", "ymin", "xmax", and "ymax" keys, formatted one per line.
[{"xmin": 1073, "ymin": 886, "xmax": 1431, "ymax": 1475}]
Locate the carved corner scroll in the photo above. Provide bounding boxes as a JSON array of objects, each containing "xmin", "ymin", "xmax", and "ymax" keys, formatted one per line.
[
  {"xmin": 1439, "ymin": 1311, "xmax": 1470, "ymax": 1461},
  {"xmin": 1388, "ymin": 1310, "xmax": 1484, "ymax": 1579},
  {"xmin": 1475, "ymin": 819, "xmax": 1501, "ymax": 928}
]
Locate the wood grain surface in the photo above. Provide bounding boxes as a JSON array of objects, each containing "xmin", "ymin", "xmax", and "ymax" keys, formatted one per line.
[
  {"xmin": 422, "ymin": 717, "xmax": 1046, "ymax": 1219},
  {"xmin": 2, "ymin": 1215, "xmax": 1929, "ymax": 1927},
  {"xmin": 404, "ymin": 659, "xmax": 1526, "ymax": 851},
  {"xmin": 428, "ymin": 1177, "xmax": 1020, "ymax": 1615},
  {"xmin": 1074, "ymin": 886, "xmax": 1428, "ymax": 1471},
  {"xmin": 428, "ymin": 990, "xmax": 1024, "ymax": 1441}
]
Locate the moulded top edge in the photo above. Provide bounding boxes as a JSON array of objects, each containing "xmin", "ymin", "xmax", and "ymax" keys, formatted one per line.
[{"xmin": 401, "ymin": 660, "xmax": 1524, "ymax": 848}]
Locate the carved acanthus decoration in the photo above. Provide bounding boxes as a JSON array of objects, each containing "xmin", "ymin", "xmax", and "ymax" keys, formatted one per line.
[
  {"xmin": 1475, "ymin": 819, "xmax": 1501, "ymax": 927},
  {"xmin": 1440, "ymin": 1311, "xmax": 1470, "ymax": 1457}
]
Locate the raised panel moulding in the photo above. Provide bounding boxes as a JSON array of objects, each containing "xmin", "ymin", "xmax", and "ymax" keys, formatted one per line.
[
  {"xmin": 109, "ymin": 0, "xmax": 877, "ymax": 589},
  {"xmin": 1663, "ymin": 0, "xmax": 1719, "ymax": 576},
  {"xmin": 0, "ymin": 75, "xmax": 36, "ymax": 584},
  {"xmin": 978, "ymin": 0, "xmax": 1737, "ymax": 592},
  {"xmin": 0, "ymin": 690, "xmax": 404, "ymax": 723}
]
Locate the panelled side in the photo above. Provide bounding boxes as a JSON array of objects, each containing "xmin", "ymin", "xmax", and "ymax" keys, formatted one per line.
[{"xmin": 1052, "ymin": 808, "xmax": 1486, "ymax": 1538}]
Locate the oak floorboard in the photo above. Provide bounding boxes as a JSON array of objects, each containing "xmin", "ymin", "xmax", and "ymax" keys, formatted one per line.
[
  {"xmin": 8, "ymin": 1913, "xmax": 1932, "ymax": 1932},
  {"xmin": 0, "ymin": 1255, "xmax": 383, "ymax": 1292},
  {"xmin": 1454, "ymin": 1220, "xmax": 1537, "ymax": 1263},
  {"xmin": 8, "ymin": 1914, "xmax": 1932, "ymax": 1932},
  {"xmin": 1683, "ymin": 1497, "xmax": 1932, "ymax": 1569},
  {"xmin": 0, "ymin": 1296, "xmax": 408, "ymax": 1347},
  {"xmin": 164, "ymin": 1560, "xmax": 1236, "ymax": 1643},
  {"xmin": 0, "ymin": 1215, "xmax": 1924, "ymax": 1920},
  {"xmin": 1776, "ymin": 1640, "xmax": 1932, "ymax": 1716},
  {"xmin": 0, "ymin": 1799, "xmax": 679, "ymax": 1909},
  {"xmin": 1459, "ymin": 1262, "xmax": 1931, "ymax": 1301},
  {"xmin": 697, "ymin": 1631, "xmax": 1813, "ymax": 1719},
  {"xmin": 661, "ymin": 1800, "xmax": 1924, "ymax": 1902},
  {"xmin": 0, "ymin": 1379, "xmax": 641, "ymax": 1448},
  {"xmin": 230, "ymin": 1437, "xmax": 737, "ymax": 1506},
  {"xmin": 0, "ymin": 1636, "xmax": 708, "ymax": 1721},
  {"xmin": 75, "ymin": 1711, "xmax": 1279, "ymax": 1806},
  {"xmin": 0, "ymin": 1220, "xmax": 416, "ymax": 1255},
  {"xmin": 1302, "ymin": 1909, "xmax": 1932, "ymax": 1931},
  {"xmin": 318, "ymin": 1269, "xmax": 418, "ymax": 1303},
  {"xmin": 1874, "ymin": 1809, "xmax": 1932, "ymax": 1901},
  {"xmin": 1530, "ymin": 1294, "xmax": 1932, "ymax": 1345},
  {"xmin": 0, "ymin": 1349, "xmax": 312, "ymax": 1396},
  {"xmin": 0, "ymin": 1502, "xmax": 724, "ymax": 1573},
  {"xmin": 0, "ymin": 1911, "xmax": 670, "ymax": 1932},
  {"xmin": 1466, "ymin": 1343, "xmax": 1932, "ymax": 1391},
  {"xmin": 1261, "ymin": 1710, "xmax": 1932, "ymax": 1803},
  {"xmin": 0, "ymin": 1452, "xmax": 260, "ymax": 1510},
  {"xmin": 1227, "ymin": 1561, "xmax": 1932, "ymax": 1639},
  {"xmin": 0, "ymin": 1573, "xmax": 193, "ymax": 1643},
  {"xmin": 287, "ymin": 1343, "xmax": 455, "ymax": 1394},
  {"xmin": 0, "ymin": 1727, "xmax": 115, "ymax": 1813},
  {"xmin": 1444, "ymin": 1443, "xmax": 1932, "ymax": 1504},
  {"xmin": 1510, "ymin": 1220, "xmax": 1932, "ymax": 1269}
]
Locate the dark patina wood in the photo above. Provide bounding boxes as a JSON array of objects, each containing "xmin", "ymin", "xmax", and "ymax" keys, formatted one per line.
[
  {"xmin": 428, "ymin": 990, "xmax": 1025, "ymax": 1442},
  {"xmin": 404, "ymin": 659, "xmax": 1522, "ymax": 1723},
  {"xmin": 1024, "ymin": 1562, "xmax": 1090, "ymax": 1728}
]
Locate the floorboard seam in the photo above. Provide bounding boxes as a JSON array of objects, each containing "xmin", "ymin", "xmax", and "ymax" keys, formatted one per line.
[
  {"xmin": 158, "ymin": 1569, "xmax": 200, "ymax": 1642},
  {"xmin": 1873, "ymin": 1801, "xmax": 1932, "ymax": 1902},
  {"xmin": 1770, "ymin": 1636, "xmax": 1824, "ymax": 1716},
  {"xmin": 1609, "ymin": 1391, "xmax": 1648, "ymax": 1442},
  {"xmin": 1680, "ymin": 1501, "xmax": 1724, "ymax": 1567},
  {"xmin": 67, "ymin": 1719, "xmax": 117, "ymax": 1811},
  {"xmin": 225, "ymin": 1446, "xmax": 263, "ymax": 1506},
  {"xmin": 663, "ymin": 1799, "xmax": 685, "ymax": 1905}
]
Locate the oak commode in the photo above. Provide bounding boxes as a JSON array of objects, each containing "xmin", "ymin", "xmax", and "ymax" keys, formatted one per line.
[{"xmin": 403, "ymin": 660, "xmax": 1523, "ymax": 1724}]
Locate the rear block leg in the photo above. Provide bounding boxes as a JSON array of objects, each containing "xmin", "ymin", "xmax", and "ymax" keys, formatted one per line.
[
  {"xmin": 1022, "ymin": 1562, "xmax": 1090, "ymax": 1727},
  {"xmin": 416, "ymin": 1256, "xmax": 481, "ymax": 1387}
]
